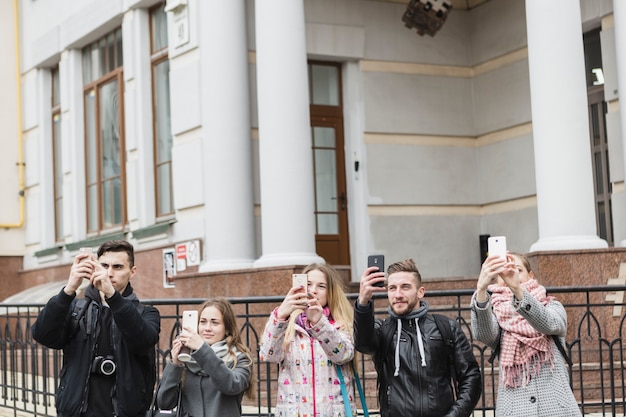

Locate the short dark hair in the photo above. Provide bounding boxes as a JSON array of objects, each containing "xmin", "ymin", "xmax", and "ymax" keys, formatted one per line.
[
  {"xmin": 97, "ymin": 240, "xmax": 135, "ymax": 267},
  {"xmin": 387, "ymin": 258, "xmax": 422, "ymax": 286}
]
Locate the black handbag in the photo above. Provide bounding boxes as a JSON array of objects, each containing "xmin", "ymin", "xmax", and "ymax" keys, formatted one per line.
[{"xmin": 146, "ymin": 382, "xmax": 183, "ymax": 417}]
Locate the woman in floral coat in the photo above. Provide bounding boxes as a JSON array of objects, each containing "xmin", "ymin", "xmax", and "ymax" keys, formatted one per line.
[{"xmin": 259, "ymin": 263, "xmax": 356, "ymax": 417}]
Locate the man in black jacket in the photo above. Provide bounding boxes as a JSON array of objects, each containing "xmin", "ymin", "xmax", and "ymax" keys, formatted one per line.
[
  {"xmin": 354, "ymin": 258, "xmax": 481, "ymax": 417},
  {"xmin": 32, "ymin": 240, "xmax": 161, "ymax": 417}
]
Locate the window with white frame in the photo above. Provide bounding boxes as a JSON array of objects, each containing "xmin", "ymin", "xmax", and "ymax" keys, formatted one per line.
[
  {"xmin": 151, "ymin": 3, "xmax": 174, "ymax": 217},
  {"xmin": 52, "ymin": 66, "xmax": 63, "ymax": 242},
  {"xmin": 82, "ymin": 28, "xmax": 126, "ymax": 233}
]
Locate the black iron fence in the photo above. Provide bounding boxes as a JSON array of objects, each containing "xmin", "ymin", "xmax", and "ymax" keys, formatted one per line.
[{"xmin": 1, "ymin": 286, "xmax": 626, "ymax": 416}]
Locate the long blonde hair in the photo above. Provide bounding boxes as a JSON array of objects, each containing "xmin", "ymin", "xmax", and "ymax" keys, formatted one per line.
[
  {"xmin": 282, "ymin": 263, "xmax": 353, "ymax": 350},
  {"xmin": 198, "ymin": 298, "xmax": 256, "ymax": 399}
]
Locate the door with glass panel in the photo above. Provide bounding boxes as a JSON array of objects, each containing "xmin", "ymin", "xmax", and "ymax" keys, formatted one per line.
[
  {"xmin": 587, "ymin": 89, "xmax": 613, "ymax": 245},
  {"xmin": 309, "ymin": 62, "xmax": 350, "ymax": 265}
]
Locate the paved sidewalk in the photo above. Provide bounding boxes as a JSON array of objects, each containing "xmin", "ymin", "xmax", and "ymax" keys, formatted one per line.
[
  {"xmin": 0, "ymin": 410, "xmax": 39, "ymax": 417},
  {"xmin": 0, "ymin": 407, "xmax": 622, "ymax": 417}
]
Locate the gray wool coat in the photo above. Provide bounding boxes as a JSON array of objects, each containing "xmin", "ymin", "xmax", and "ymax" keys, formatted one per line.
[
  {"xmin": 471, "ymin": 291, "xmax": 582, "ymax": 417},
  {"xmin": 156, "ymin": 342, "xmax": 251, "ymax": 417}
]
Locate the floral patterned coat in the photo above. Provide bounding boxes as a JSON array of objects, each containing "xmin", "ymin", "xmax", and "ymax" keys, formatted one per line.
[{"xmin": 259, "ymin": 308, "xmax": 356, "ymax": 417}]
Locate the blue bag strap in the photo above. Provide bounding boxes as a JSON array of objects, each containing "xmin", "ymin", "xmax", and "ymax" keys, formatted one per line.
[
  {"xmin": 351, "ymin": 363, "xmax": 369, "ymax": 417},
  {"xmin": 336, "ymin": 365, "xmax": 352, "ymax": 417},
  {"xmin": 336, "ymin": 364, "xmax": 370, "ymax": 417}
]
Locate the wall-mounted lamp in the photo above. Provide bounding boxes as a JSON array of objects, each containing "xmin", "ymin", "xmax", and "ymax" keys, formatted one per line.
[
  {"xmin": 164, "ymin": 0, "xmax": 187, "ymax": 13},
  {"xmin": 402, "ymin": 0, "xmax": 452, "ymax": 37},
  {"xmin": 592, "ymin": 68, "xmax": 605, "ymax": 86}
]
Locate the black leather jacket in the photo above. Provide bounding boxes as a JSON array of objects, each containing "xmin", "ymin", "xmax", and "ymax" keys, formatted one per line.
[
  {"xmin": 32, "ymin": 285, "xmax": 161, "ymax": 417},
  {"xmin": 354, "ymin": 301, "xmax": 481, "ymax": 417}
]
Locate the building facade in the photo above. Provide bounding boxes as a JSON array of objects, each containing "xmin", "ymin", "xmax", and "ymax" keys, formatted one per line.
[{"xmin": 0, "ymin": 0, "xmax": 625, "ymax": 300}]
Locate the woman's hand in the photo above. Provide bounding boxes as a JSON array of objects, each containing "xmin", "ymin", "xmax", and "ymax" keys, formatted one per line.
[
  {"xmin": 276, "ymin": 286, "xmax": 309, "ymax": 320},
  {"xmin": 476, "ymin": 255, "xmax": 507, "ymax": 302},
  {"xmin": 305, "ymin": 296, "xmax": 323, "ymax": 325},
  {"xmin": 499, "ymin": 254, "xmax": 524, "ymax": 300},
  {"xmin": 170, "ymin": 338, "xmax": 183, "ymax": 366},
  {"xmin": 178, "ymin": 326, "xmax": 205, "ymax": 351}
]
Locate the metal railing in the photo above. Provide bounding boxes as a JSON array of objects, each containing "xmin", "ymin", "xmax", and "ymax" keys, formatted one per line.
[{"xmin": 1, "ymin": 286, "xmax": 626, "ymax": 416}]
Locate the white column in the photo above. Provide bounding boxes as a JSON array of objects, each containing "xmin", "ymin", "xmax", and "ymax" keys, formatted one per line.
[
  {"xmin": 122, "ymin": 9, "xmax": 156, "ymax": 229},
  {"xmin": 198, "ymin": 0, "xmax": 256, "ymax": 271},
  {"xmin": 253, "ymin": 0, "xmax": 323, "ymax": 267},
  {"xmin": 37, "ymin": 69, "xmax": 54, "ymax": 248},
  {"xmin": 613, "ymin": 0, "xmax": 626, "ymax": 247},
  {"xmin": 62, "ymin": 49, "xmax": 87, "ymax": 241},
  {"xmin": 526, "ymin": 0, "xmax": 607, "ymax": 251}
]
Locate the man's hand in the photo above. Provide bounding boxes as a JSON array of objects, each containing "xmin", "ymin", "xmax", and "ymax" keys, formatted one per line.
[
  {"xmin": 358, "ymin": 266, "xmax": 386, "ymax": 306},
  {"xmin": 64, "ymin": 253, "xmax": 95, "ymax": 296},
  {"xmin": 91, "ymin": 262, "xmax": 115, "ymax": 298}
]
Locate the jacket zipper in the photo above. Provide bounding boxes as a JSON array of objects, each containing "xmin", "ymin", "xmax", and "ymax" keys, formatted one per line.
[
  {"xmin": 80, "ymin": 302, "xmax": 98, "ymax": 414},
  {"xmin": 310, "ymin": 337, "xmax": 317, "ymax": 417}
]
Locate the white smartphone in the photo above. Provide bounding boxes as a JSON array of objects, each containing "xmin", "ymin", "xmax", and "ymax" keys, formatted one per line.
[
  {"xmin": 292, "ymin": 274, "xmax": 308, "ymax": 288},
  {"xmin": 488, "ymin": 236, "xmax": 507, "ymax": 261},
  {"xmin": 181, "ymin": 310, "xmax": 198, "ymax": 333},
  {"xmin": 178, "ymin": 310, "xmax": 198, "ymax": 363}
]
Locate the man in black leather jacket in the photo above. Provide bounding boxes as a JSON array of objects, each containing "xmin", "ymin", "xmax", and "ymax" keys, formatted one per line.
[
  {"xmin": 32, "ymin": 240, "xmax": 160, "ymax": 417},
  {"xmin": 354, "ymin": 258, "xmax": 481, "ymax": 417}
]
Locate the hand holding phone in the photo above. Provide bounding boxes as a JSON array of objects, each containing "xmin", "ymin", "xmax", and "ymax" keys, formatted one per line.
[
  {"xmin": 178, "ymin": 310, "xmax": 198, "ymax": 363},
  {"xmin": 79, "ymin": 247, "xmax": 93, "ymax": 262},
  {"xmin": 292, "ymin": 274, "xmax": 308, "ymax": 289},
  {"xmin": 368, "ymin": 255, "xmax": 385, "ymax": 287},
  {"xmin": 487, "ymin": 236, "xmax": 507, "ymax": 261}
]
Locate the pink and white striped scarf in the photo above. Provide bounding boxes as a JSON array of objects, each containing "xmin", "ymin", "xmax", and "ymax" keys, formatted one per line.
[{"xmin": 488, "ymin": 279, "xmax": 555, "ymax": 388}]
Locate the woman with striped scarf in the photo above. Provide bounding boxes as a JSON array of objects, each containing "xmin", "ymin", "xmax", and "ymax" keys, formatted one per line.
[{"xmin": 471, "ymin": 252, "xmax": 581, "ymax": 417}]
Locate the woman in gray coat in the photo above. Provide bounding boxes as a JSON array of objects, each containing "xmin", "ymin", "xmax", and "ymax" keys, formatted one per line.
[
  {"xmin": 157, "ymin": 298, "xmax": 254, "ymax": 417},
  {"xmin": 471, "ymin": 252, "xmax": 581, "ymax": 417}
]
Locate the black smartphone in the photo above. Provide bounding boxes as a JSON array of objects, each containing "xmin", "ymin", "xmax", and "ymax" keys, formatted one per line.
[{"xmin": 368, "ymin": 255, "xmax": 385, "ymax": 287}]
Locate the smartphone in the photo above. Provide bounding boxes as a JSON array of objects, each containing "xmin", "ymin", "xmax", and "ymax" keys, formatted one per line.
[
  {"xmin": 368, "ymin": 255, "xmax": 385, "ymax": 287},
  {"xmin": 292, "ymin": 274, "xmax": 308, "ymax": 288},
  {"xmin": 487, "ymin": 236, "xmax": 507, "ymax": 261},
  {"xmin": 181, "ymin": 310, "xmax": 198, "ymax": 333},
  {"xmin": 178, "ymin": 310, "xmax": 198, "ymax": 363},
  {"xmin": 79, "ymin": 247, "xmax": 93, "ymax": 263}
]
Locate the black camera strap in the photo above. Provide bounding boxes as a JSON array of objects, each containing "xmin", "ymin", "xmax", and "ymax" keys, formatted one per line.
[{"xmin": 96, "ymin": 306, "xmax": 114, "ymax": 357}]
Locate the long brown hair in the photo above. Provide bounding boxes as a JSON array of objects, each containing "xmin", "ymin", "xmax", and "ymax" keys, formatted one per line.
[
  {"xmin": 198, "ymin": 298, "xmax": 256, "ymax": 399},
  {"xmin": 509, "ymin": 252, "xmax": 532, "ymax": 274},
  {"xmin": 282, "ymin": 263, "xmax": 353, "ymax": 350}
]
